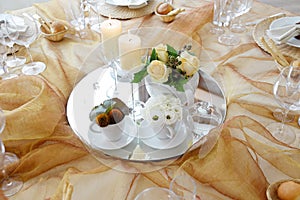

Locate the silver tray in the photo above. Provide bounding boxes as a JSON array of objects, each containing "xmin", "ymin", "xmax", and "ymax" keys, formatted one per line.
[
  {"xmin": 67, "ymin": 27, "xmax": 226, "ymax": 162},
  {"xmin": 67, "ymin": 67, "xmax": 226, "ymax": 162}
]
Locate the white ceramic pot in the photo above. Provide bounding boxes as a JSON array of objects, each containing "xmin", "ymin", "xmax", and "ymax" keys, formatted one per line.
[
  {"xmin": 144, "ymin": 72, "xmax": 199, "ymax": 106},
  {"xmin": 89, "ymin": 117, "xmax": 125, "ymax": 142}
]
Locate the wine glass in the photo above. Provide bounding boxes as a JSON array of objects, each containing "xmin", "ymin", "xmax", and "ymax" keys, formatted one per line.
[
  {"xmin": 0, "ymin": 109, "xmax": 23, "ymax": 197},
  {"xmin": 0, "ymin": 43, "xmax": 18, "ymax": 80},
  {"xmin": 210, "ymin": 0, "xmax": 225, "ymax": 35},
  {"xmin": 267, "ymin": 66, "xmax": 300, "ymax": 144},
  {"xmin": 16, "ymin": 14, "xmax": 46, "ymax": 75},
  {"xmin": 0, "ymin": 147, "xmax": 23, "ymax": 197},
  {"xmin": 170, "ymin": 175, "xmax": 197, "ymax": 200},
  {"xmin": 64, "ymin": 0, "xmax": 87, "ymax": 38},
  {"xmin": 272, "ymin": 62, "xmax": 296, "ymax": 123},
  {"xmin": 135, "ymin": 187, "xmax": 179, "ymax": 200},
  {"xmin": 230, "ymin": 0, "xmax": 253, "ymax": 33},
  {"xmin": 1, "ymin": 15, "xmax": 26, "ymax": 68},
  {"xmin": 85, "ymin": 0, "xmax": 103, "ymax": 31},
  {"xmin": 0, "ymin": 109, "xmax": 19, "ymax": 164},
  {"xmin": 218, "ymin": 0, "xmax": 251, "ymax": 45}
]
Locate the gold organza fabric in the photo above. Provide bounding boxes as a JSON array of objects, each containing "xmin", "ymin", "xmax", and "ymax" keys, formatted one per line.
[{"xmin": 1, "ymin": 0, "xmax": 299, "ymax": 199}]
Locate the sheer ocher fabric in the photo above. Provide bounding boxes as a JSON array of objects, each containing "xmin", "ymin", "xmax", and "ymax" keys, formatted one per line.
[{"xmin": 1, "ymin": 0, "xmax": 299, "ymax": 199}]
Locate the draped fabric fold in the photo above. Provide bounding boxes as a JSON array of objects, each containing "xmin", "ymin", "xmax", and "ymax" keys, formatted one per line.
[{"xmin": 1, "ymin": 0, "xmax": 299, "ymax": 199}]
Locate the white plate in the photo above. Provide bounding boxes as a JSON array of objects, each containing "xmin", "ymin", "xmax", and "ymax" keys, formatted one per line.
[
  {"xmin": 88, "ymin": 116, "xmax": 137, "ymax": 150},
  {"xmin": 269, "ymin": 16, "xmax": 300, "ymax": 48},
  {"xmin": 105, "ymin": 0, "xmax": 148, "ymax": 9},
  {"xmin": 138, "ymin": 121, "xmax": 157, "ymax": 139},
  {"xmin": 141, "ymin": 123, "xmax": 188, "ymax": 150}
]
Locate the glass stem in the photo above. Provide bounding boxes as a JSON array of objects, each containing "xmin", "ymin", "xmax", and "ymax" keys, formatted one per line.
[
  {"xmin": 26, "ymin": 47, "xmax": 33, "ymax": 63},
  {"xmin": 1, "ymin": 58, "xmax": 8, "ymax": 73},
  {"xmin": 113, "ymin": 63, "xmax": 118, "ymax": 92},
  {"xmin": 10, "ymin": 47, "xmax": 17, "ymax": 60},
  {"xmin": 279, "ymin": 109, "xmax": 289, "ymax": 134},
  {"xmin": 131, "ymin": 83, "xmax": 135, "ymax": 122},
  {"xmin": 1, "ymin": 158, "xmax": 10, "ymax": 188},
  {"xmin": 3, "ymin": 64, "xmax": 9, "ymax": 74},
  {"xmin": 94, "ymin": 5, "xmax": 101, "ymax": 26},
  {"xmin": 2, "ymin": 168, "xmax": 9, "ymax": 182}
]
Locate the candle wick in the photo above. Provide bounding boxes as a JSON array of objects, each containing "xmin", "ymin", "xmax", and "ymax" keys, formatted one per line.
[
  {"xmin": 109, "ymin": 22, "xmax": 112, "ymax": 26},
  {"xmin": 129, "ymin": 39, "xmax": 132, "ymax": 42}
]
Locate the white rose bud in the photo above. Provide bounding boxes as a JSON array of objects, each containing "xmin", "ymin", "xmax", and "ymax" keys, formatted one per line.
[
  {"xmin": 177, "ymin": 51, "xmax": 200, "ymax": 76},
  {"xmin": 155, "ymin": 44, "xmax": 169, "ymax": 63},
  {"xmin": 147, "ymin": 60, "xmax": 171, "ymax": 83}
]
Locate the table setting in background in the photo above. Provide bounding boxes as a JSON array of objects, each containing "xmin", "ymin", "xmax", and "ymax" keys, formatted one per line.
[{"xmin": 0, "ymin": 0, "xmax": 299, "ymax": 199}]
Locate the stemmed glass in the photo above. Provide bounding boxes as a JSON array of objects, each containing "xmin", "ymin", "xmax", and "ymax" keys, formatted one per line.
[
  {"xmin": 210, "ymin": 0, "xmax": 226, "ymax": 35},
  {"xmin": 0, "ymin": 109, "xmax": 23, "ymax": 197},
  {"xmin": 135, "ymin": 187, "xmax": 179, "ymax": 200},
  {"xmin": 16, "ymin": 14, "xmax": 46, "ymax": 75},
  {"xmin": 85, "ymin": 0, "xmax": 103, "ymax": 31},
  {"xmin": 64, "ymin": 0, "xmax": 87, "ymax": 38},
  {"xmin": 0, "ymin": 43, "xmax": 18, "ymax": 80},
  {"xmin": 267, "ymin": 66, "xmax": 300, "ymax": 144},
  {"xmin": 229, "ymin": 0, "xmax": 253, "ymax": 33},
  {"xmin": 135, "ymin": 174, "xmax": 197, "ymax": 200},
  {"xmin": 218, "ymin": 0, "xmax": 252, "ymax": 45},
  {"xmin": 1, "ymin": 15, "xmax": 26, "ymax": 68},
  {"xmin": 170, "ymin": 174, "xmax": 197, "ymax": 200}
]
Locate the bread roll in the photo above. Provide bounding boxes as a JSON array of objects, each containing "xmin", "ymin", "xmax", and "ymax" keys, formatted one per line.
[{"xmin": 277, "ymin": 181, "xmax": 300, "ymax": 200}]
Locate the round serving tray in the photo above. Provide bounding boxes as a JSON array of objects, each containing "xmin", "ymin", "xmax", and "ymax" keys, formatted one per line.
[
  {"xmin": 67, "ymin": 66, "xmax": 226, "ymax": 162},
  {"xmin": 67, "ymin": 27, "xmax": 226, "ymax": 162}
]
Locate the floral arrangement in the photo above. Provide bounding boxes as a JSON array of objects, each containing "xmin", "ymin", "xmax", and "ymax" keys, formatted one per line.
[
  {"xmin": 141, "ymin": 95, "xmax": 182, "ymax": 125},
  {"xmin": 131, "ymin": 44, "xmax": 200, "ymax": 92}
]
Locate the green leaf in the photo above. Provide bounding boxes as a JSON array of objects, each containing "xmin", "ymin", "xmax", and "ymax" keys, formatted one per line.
[
  {"xmin": 131, "ymin": 67, "xmax": 148, "ymax": 83},
  {"xmin": 165, "ymin": 70, "xmax": 189, "ymax": 92},
  {"xmin": 150, "ymin": 48, "xmax": 158, "ymax": 61},
  {"xmin": 173, "ymin": 78, "xmax": 189, "ymax": 92},
  {"xmin": 167, "ymin": 44, "xmax": 178, "ymax": 57},
  {"xmin": 102, "ymin": 99, "xmax": 116, "ymax": 109}
]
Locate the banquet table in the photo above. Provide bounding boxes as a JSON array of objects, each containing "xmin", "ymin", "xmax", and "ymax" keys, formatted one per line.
[{"xmin": 1, "ymin": 0, "xmax": 300, "ymax": 199}]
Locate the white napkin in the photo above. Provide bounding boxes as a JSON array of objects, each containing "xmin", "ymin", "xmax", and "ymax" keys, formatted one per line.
[
  {"xmin": 0, "ymin": 14, "xmax": 28, "ymax": 34},
  {"xmin": 266, "ymin": 24, "xmax": 300, "ymax": 44}
]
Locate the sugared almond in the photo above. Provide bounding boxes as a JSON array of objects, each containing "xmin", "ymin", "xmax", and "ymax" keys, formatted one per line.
[
  {"xmin": 108, "ymin": 108, "xmax": 124, "ymax": 124},
  {"xmin": 50, "ymin": 21, "xmax": 66, "ymax": 33},
  {"xmin": 157, "ymin": 3, "xmax": 173, "ymax": 15},
  {"xmin": 277, "ymin": 181, "xmax": 300, "ymax": 200}
]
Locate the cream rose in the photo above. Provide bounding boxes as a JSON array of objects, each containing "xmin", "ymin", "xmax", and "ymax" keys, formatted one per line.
[
  {"xmin": 177, "ymin": 51, "xmax": 200, "ymax": 76},
  {"xmin": 154, "ymin": 44, "xmax": 169, "ymax": 63},
  {"xmin": 147, "ymin": 60, "xmax": 171, "ymax": 83}
]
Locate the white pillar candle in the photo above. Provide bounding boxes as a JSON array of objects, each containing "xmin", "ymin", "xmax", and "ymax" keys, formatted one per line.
[
  {"xmin": 100, "ymin": 19, "xmax": 122, "ymax": 60},
  {"xmin": 100, "ymin": 19, "xmax": 122, "ymax": 41},
  {"xmin": 118, "ymin": 33, "xmax": 142, "ymax": 71}
]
